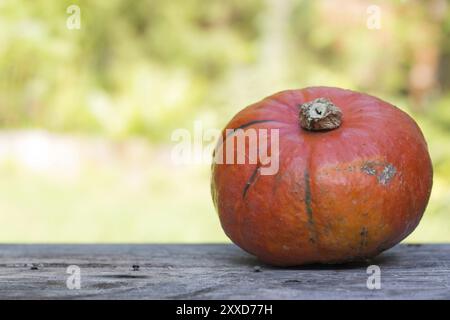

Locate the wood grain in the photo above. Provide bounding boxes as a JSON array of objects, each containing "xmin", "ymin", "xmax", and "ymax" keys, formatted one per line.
[{"xmin": 0, "ymin": 244, "xmax": 449, "ymax": 299}]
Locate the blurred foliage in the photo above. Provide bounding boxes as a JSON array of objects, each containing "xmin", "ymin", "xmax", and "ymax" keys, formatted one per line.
[
  {"xmin": 0, "ymin": 0, "xmax": 449, "ymax": 242},
  {"xmin": 0, "ymin": 0, "xmax": 265, "ymax": 140},
  {"xmin": 1, "ymin": 0, "xmax": 450, "ymax": 137}
]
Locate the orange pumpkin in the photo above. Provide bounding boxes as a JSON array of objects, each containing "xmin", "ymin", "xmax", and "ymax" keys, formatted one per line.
[{"xmin": 211, "ymin": 86, "xmax": 433, "ymax": 266}]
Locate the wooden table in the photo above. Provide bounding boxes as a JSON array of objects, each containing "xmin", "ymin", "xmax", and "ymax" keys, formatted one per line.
[{"xmin": 0, "ymin": 244, "xmax": 449, "ymax": 299}]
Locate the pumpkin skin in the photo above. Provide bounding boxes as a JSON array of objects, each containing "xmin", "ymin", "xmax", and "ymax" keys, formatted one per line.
[{"xmin": 211, "ymin": 86, "xmax": 433, "ymax": 266}]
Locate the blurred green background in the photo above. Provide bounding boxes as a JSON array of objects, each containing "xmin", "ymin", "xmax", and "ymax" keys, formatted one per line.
[{"xmin": 0, "ymin": 0, "xmax": 449, "ymax": 243}]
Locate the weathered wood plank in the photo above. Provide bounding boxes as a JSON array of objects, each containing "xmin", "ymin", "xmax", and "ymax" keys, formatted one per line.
[{"xmin": 0, "ymin": 244, "xmax": 449, "ymax": 299}]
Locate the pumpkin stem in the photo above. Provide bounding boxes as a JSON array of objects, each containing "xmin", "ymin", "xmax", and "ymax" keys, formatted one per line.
[{"xmin": 299, "ymin": 98, "xmax": 342, "ymax": 131}]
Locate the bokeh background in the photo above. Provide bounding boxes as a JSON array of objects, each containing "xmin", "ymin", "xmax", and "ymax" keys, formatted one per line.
[{"xmin": 0, "ymin": 0, "xmax": 449, "ymax": 243}]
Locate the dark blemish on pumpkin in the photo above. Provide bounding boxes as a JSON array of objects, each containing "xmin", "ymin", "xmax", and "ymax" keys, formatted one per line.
[
  {"xmin": 378, "ymin": 164, "xmax": 396, "ymax": 185},
  {"xmin": 359, "ymin": 227, "xmax": 368, "ymax": 250},
  {"xmin": 304, "ymin": 171, "xmax": 313, "ymax": 221},
  {"xmin": 361, "ymin": 162, "xmax": 397, "ymax": 185},
  {"xmin": 242, "ymin": 166, "xmax": 261, "ymax": 198},
  {"xmin": 304, "ymin": 170, "xmax": 317, "ymax": 243},
  {"xmin": 361, "ymin": 162, "xmax": 377, "ymax": 175}
]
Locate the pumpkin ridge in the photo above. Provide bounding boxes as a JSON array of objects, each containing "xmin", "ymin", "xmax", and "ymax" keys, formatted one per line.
[
  {"xmin": 359, "ymin": 226, "xmax": 369, "ymax": 254},
  {"xmin": 242, "ymin": 165, "xmax": 260, "ymax": 199},
  {"xmin": 213, "ymin": 119, "xmax": 284, "ymax": 152},
  {"xmin": 304, "ymin": 169, "xmax": 318, "ymax": 245},
  {"xmin": 230, "ymin": 119, "xmax": 280, "ymax": 133}
]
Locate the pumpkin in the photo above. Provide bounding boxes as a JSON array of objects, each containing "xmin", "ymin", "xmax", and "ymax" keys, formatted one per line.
[{"xmin": 211, "ymin": 86, "xmax": 433, "ymax": 266}]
